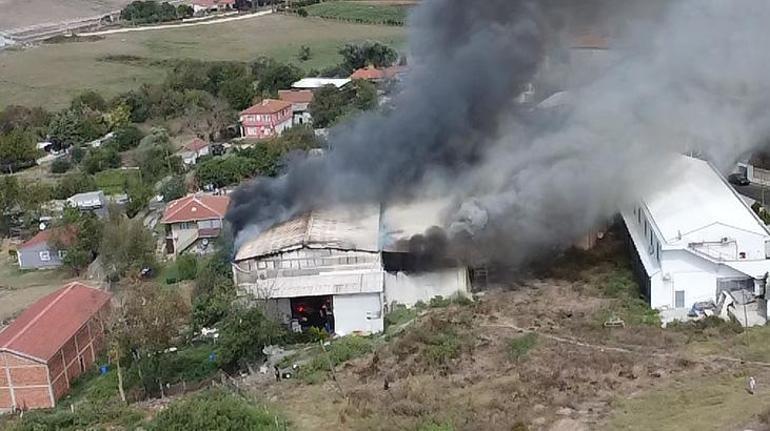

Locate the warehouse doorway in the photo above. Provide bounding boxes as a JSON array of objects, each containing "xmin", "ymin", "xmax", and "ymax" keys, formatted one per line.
[{"xmin": 290, "ymin": 296, "xmax": 334, "ymax": 333}]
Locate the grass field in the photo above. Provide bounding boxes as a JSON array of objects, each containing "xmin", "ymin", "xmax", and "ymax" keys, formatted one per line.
[
  {"xmin": 0, "ymin": 14, "xmax": 405, "ymax": 109},
  {"xmin": 304, "ymin": 1, "xmax": 410, "ymax": 25},
  {"xmin": 94, "ymin": 167, "xmax": 141, "ymax": 195}
]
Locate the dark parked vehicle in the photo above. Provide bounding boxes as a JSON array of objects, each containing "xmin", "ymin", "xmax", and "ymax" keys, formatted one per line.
[{"xmin": 728, "ymin": 173, "xmax": 750, "ymax": 186}]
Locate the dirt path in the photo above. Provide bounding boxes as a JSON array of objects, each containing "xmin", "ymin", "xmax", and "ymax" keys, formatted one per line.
[
  {"xmin": 483, "ymin": 321, "xmax": 770, "ymax": 368},
  {"xmin": 79, "ymin": 10, "xmax": 273, "ymax": 37}
]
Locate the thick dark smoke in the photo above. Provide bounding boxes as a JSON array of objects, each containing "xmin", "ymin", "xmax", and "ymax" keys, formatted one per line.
[
  {"xmin": 228, "ymin": 0, "xmax": 770, "ymax": 267},
  {"xmin": 227, "ymin": 0, "xmax": 544, "ymax": 243}
]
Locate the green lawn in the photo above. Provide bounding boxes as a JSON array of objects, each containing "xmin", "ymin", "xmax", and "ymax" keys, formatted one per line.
[
  {"xmin": 94, "ymin": 168, "xmax": 141, "ymax": 195},
  {"xmin": 304, "ymin": 1, "xmax": 410, "ymax": 25},
  {"xmin": 0, "ymin": 14, "xmax": 405, "ymax": 109}
]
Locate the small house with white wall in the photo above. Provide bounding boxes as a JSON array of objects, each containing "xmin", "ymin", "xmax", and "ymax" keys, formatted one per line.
[
  {"xmin": 621, "ymin": 155, "xmax": 770, "ymax": 325},
  {"xmin": 178, "ymin": 138, "xmax": 210, "ymax": 166},
  {"xmin": 232, "ymin": 202, "xmax": 470, "ymax": 335}
]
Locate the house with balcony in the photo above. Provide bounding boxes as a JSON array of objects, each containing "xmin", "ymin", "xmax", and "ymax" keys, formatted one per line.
[
  {"xmin": 239, "ymin": 100, "xmax": 293, "ymax": 140},
  {"xmin": 161, "ymin": 194, "xmax": 230, "ymax": 257},
  {"xmin": 621, "ymin": 155, "xmax": 770, "ymax": 326}
]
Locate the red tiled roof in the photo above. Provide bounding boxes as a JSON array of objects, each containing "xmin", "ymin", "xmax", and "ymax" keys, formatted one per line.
[
  {"xmin": 0, "ymin": 282, "xmax": 111, "ymax": 362},
  {"xmin": 19, "ymin": 227, "xmax": 75, "ymax": 250},
  {"xmin": 192, "ymin": 0, "xmax": 234, "ymax": 6},
  {"xmin": 351, "ymin": 66, "xmax": 387, "ymax": 80},
  {"xmin": 161, "ymin": 194, "xmax": 230, "ymax": 224},
  {"xmin": 278, "ymin": 90, "xmax": 314, "ymax": 104},
  {"xmin": 240, "ymin": 99, "xmax": 293, "ymax": 116},
  {"xmin": 185, "ymin": 137, "xmax": 209, "ymax": 152}
]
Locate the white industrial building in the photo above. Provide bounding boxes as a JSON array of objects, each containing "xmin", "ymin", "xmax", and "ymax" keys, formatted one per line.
[
  {"xmin": 621, "ymin": 155, "xmax": 770, "ymax": 326},
  {"xmin": 232, "ymin": 202, "xmax": 470, "ymax": 335}
]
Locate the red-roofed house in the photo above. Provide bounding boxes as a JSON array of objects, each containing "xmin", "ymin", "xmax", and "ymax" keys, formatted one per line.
[
  {"xmin": 278, "ymin": 90, "xmax": 314, "ymax": 126},
  {"xmin": 191, "ymin": 0, "xmax": 234, "ymax": 14},
  {"xmin": 161, "ymin": 194, "xmax": 230, "ymax": 256},
  {"xmin": 0, "ymin": 282, "xmax": 111, "ymax": 412},
  {"xmin": 179, "ymin": 137, "xmax": 211, "ymax": 166},
  {"xmin": 350, "ymin": 65, "xmax": 408, "ymax": 82},
  {"xmin": 239, "ymin": 99, "xmax": 294, "ymax": 140},
  {"xmin": 16, "ymin": 228, "xmax": 76, "ymax": 270}
]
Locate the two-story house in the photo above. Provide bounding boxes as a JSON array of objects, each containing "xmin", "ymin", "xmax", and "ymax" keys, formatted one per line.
[
  {"xmin": 161, "ymin": 194, "xmax": 230, "ymax": 256},
  {"xmin": 239, "ymin": 100, "xmax": 294, "ymax": 140}
]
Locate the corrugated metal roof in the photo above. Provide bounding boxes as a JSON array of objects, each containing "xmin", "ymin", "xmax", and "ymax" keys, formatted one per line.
[{"xmin": 235, "ymin": 204, "xmax": 381, "ymax": 261}]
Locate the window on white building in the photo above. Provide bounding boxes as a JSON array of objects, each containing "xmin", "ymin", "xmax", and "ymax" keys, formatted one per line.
[
  {"xmin": 675, "ymin": 290, "xmax": 685, "ymax": 308},
  {"xmin": 39, "ymin": 251, "xmax": 51, "ymax": 261},
  {"xmin": 58, "ymin": 250, "xmax": 67, "ymax": 259}
]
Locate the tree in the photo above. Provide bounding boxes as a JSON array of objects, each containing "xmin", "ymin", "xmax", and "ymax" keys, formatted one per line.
[
  {"xmin": 54, "ymin": 171, "xmax": 97, "ymax": 200},
  {"xmin": 0, "ymin": 128, "xmax": 38, "ymax": 167},
  {"xmin": 177, "ymin": 3, "xmax": 194, "ymax": 18},
  {"xmin": 112, "ymin": 124, "xmax": 144, "ymax": 151},
  {"xmin": 82, "ymin": 147, "xmax": 121, "ymax": 174},
  {"xmin": 253, "ymin": 59, "xmax": 303, "ymax": 97},
  {"xmin": 192, "ymin": 248, "xmax": 236, "ymax": 329},
  {"xmin": 53, "ymin": 207, "xmax": 102, "ymax": 275},
  {"xmin": 50, "ymin": 158, "xmax": 71, "ymax": 174},
  {"xmin": 351, "ymin": 79, "xmax": 378, "ymax": 111},
  {"xmin": 106, "ymin": 104, "xmax": 132, "ymax": 130},
  {"xmin": 126, "ymin": 178, "xmax": 154, "ymax": 218},
  {"xmin": 297, "ymin": 45, "xmax": 311, "ymax": 61},
  {"xmin": 217, "ymin": 305, "xmax": 284, "ymax": 368},
  {"xmin": 338, "ymin": 41, "xmax": 398, "ymax": 74},
  {"xmin": 308, "ymin": 85, "xmax": 348, "ymax": 128},
  {"xmin": 195, "ymin": 156, "xmax": 259, "ymax": 188},
  {"xmin": 160, "ymin": 175, "xmax": 187, "ymax": 202},
  {"xmin": 0, "ymin": 105, "xmax": 50, "ymax": 135},
  {"xmin": 71, "ymin": 90, "xmax": 108, "ymax": 112},
  {"xmin": 136, "ymin": 128, "xmax": 182, "ymax": 181},
  {"xmin": 48, "ymin": 109, "xmax": 82, "ymax": 147},
  {"xmin": 100, "ymin": 207, "xmax": 156, "ymax": 279},
  {"xmin": 219, "ymin": 78, "xmax": 255, "ymax": 111}
]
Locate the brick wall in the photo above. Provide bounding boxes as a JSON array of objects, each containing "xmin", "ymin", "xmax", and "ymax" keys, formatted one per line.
[{"xmin": 0, "ymin": 352, "xmax": 52, "ymax": 411}]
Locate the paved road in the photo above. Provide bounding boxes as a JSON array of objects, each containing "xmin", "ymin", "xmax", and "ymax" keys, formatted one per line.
[
  {"xmin": 79, "ymin": 10, "xmax": 273, "ymax": 37},
  {"xmin": 733, "ymin": 182, "xmax": 770, "ymax": 206}
]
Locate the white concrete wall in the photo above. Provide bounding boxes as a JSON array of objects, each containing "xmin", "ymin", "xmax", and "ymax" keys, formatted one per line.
[
  {"xmin": 680, "ymin": 224, "xmax": 768, "ymax": 260},
  {"xmin": 333, "ymin": 293, "xmax": 384, "ymax": 335},
  {"xmin": 655, "ymin": 249, "xmax": 748, "ymax": 309},
  {"xmin": 383, "ymin": 268, "xmax": 470, "ymax": 308}
]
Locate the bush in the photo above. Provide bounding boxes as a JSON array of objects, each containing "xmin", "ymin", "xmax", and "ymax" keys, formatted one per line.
[
  {"xmin": 50, "ymin": 158, "xmax": 71, "ymax": 173},
  {"xmin": 177, "ymin": 254, "xmax": 198, "ymax": 281},
  {"xmin": 507, "ymin": 333, "xmax": 538, "ymax": 362},
  {"xmin": 299, "ymin": 336, "xmax": 375, "ymax": 383},
  {"xmin": 148, "ymin": 389, "xmax": 287, "ymax": 431},
  {"xmin": 113, "ymin": 124, "xmax": 144, "ymax": 151}
]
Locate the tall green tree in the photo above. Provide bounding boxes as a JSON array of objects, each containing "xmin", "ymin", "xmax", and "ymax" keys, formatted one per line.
[
  {"xmin": 217, "ymin": 305, "xmax": 284, "ymax": 368},
  {"xmin": 0, "ymin": 128, "xmax": 37, "ymax": 166},
  {"xmin": 100, "ymin": 207, "xmax": 156, "ymax": 279}
]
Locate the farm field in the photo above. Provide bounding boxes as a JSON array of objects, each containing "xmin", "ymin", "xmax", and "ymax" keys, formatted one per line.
[
  {"xmin": 0, "ymin": 0, "xmax": 131, "ymax": 32},
  {"xmin": 305, "ymin": 0, "xmax": 412, "ymax": 25},
  {"xmin": 0, "ymin": 14, "xmax": 406, "ymax": 109}
]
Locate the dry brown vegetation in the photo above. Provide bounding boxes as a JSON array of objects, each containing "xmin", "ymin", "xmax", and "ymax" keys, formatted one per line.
[{"xmin": 250, "ymin": 231, "xmax": 770, "ymax": 431}]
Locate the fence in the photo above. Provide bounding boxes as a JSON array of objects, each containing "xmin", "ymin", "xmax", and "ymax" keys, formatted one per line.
[{"xmin": 126, "ymin": 373, "xmax": 225, "ymax": 403}]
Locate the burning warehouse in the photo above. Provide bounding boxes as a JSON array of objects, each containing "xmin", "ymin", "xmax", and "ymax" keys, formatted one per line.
[{"xmin": 231, "ymin": 201, "xmax": 470, "ymax": 335}]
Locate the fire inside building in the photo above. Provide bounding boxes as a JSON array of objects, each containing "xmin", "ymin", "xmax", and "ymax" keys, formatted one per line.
[{"xmin": 232, "ymin": 201, "xmax": 473, "ymax": 335}]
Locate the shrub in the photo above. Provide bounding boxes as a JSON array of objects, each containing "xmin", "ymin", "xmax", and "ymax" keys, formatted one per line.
[
  {"xmin": 148, "ymin": 389, "xmax": 287, "ymax": 431},
  {"xmin": 50, "ymin": 158, "xmax": 71, "ymax": 173},
  {"xmin": 176, "ymin": 254, "xmax": 198, "ymax": 281},
  {"xmin": 507, "ymin": 333, "xmax": 538, "ymax": 362},
  {"xmin": 299, "ymin": 336, "xmax": 375, "ymax": 383}
]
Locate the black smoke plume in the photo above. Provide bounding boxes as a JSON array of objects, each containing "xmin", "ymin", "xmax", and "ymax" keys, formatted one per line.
[{"xmin": 228, "ymin": 0, "xmax": 770, "ymax": 267}]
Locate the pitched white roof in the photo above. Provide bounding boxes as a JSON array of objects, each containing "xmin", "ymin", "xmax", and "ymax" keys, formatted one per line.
[
  {"xmin": 644, "ymin": 156, "xmax": 769, "ymax": 243},
  {"xmin": 292, "ymin": 78, "xmax": 351, "ymax": 89}
]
